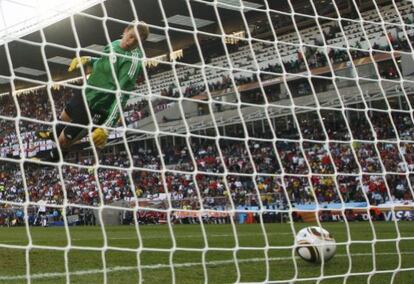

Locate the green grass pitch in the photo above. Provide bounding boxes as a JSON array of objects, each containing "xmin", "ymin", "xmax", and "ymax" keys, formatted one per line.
[{"xmin": 0, "ymin": 222, "xmax": 413, "ymax": 283}]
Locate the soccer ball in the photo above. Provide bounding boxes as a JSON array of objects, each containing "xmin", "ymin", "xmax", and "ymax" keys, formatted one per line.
[{"xmin": 295, "ymin": 226, "xmax": 336, "ymax": 263}]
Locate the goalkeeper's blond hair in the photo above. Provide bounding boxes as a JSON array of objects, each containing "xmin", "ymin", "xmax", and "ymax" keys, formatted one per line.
[{"xmin": 127, "ymin": 21, "xmax": 149, "ymax": 42}]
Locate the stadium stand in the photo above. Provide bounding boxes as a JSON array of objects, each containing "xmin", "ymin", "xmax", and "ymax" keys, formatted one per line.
[{"xmin": 1, "ymin": 2, "xmax": 414, "ymax": 224}]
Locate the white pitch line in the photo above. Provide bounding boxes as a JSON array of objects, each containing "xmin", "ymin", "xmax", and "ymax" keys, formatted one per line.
[
  {"xmin": 72, "ymin": 232, "xmax": 294, "ymax": 241},
  {"xmin": 0, "ymin": 232, "xmax": 294, "ymax": 243},
  {"xmin": 0, "ymin": 252, "xmax": 413, "ymax": 281},
  {"xmin": 73, "ymin": 232, "xmax": 294, "ymax": 240}
]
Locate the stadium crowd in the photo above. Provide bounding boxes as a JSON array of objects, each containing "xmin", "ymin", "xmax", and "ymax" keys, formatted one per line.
[
  {"xmin": 1, "ymin": 89, "xmax": 413, "ymax": 212},
  {"xmin": 0, "ymin": 109, "xmax": 413, "ymax": 211}
]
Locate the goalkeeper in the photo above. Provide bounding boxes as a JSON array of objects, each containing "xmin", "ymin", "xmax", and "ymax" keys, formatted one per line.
[{"xmin": 36, "ymin": 21, "xmax": 149, "ymax": 162}]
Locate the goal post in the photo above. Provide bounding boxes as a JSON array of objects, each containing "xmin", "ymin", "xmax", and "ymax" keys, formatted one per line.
[{"xmin": 0, "ymin": 0, "xmax": 414, "ymax": 283}]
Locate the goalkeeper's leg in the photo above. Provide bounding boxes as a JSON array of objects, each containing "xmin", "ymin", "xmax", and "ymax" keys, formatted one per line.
[
  {"xmin": 34, "ymin": 91, "xmax": 112, "ymax": 162},
  {"xmin": 34, "ymin": 113, "xmax": 87, "ymax": 162},
  {"xmin": 34, "ymin": 93, "xmax": 100, "ymax": 162},
  {"xmin": 36, "ymin": 111, "xmax": 71, "ymax": 141}
]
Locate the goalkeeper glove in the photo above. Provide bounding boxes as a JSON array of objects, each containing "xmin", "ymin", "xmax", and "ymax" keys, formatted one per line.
[
  {"xmin": 68, "ymin": 56, "xmax": 92, "ymax": 72},
  {"xmin": 92, "ymin": 128, "xmax": 108, "ymax": 149}
]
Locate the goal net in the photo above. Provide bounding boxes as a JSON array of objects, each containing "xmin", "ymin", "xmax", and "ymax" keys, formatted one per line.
[{"xmin": 0, "ymin": 0, "xmax": 413, "ymax": 283}]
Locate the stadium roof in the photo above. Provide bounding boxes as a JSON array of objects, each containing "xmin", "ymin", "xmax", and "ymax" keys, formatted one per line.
[
  {"xmin": 0, "ymin": 0, "xmax": 335, "ymax": 91},
  {"xmin": 0, "ymin": 0, "xmax": 389, "ymax": 93},
  {"xmin": 0, "ymin": 0, "xmax": 103, "ymax": 44}
]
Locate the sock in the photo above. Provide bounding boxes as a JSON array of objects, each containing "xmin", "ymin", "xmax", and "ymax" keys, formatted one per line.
[
  {"xmin": 48, "ymin": 148, "xmax": 60, "ymax": 162},
  {"xmin": 49, "ymin": 148, "xmax": 69, "ymax": 162},
  {"xmin": 35, "ymin": 148, "xmax": 68, "ymax": 162},
  {"xmin": 55, "ymin": 123, "xmax": 65, "ymax": 138}
]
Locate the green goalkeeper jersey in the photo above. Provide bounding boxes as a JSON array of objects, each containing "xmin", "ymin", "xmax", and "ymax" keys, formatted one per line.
[{"xmin": 85, "ymin": 39, "xmax": 143, "ymax": 127}]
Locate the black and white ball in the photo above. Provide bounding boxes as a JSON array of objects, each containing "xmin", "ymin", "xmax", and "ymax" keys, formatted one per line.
[{"xmin": 295, "ymin": 226, "xmax": 336, "ymax": 263}]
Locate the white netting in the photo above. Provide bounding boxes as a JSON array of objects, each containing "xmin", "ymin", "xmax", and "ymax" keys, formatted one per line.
[{"xmin": 0, "ymin": 0, "xmax": 414, "ymax": 283}]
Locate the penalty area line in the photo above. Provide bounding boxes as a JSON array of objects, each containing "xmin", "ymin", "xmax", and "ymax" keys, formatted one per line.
[{"xmin": 0, "ymin": 252, "xmax": 413, "ymax": 281}]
